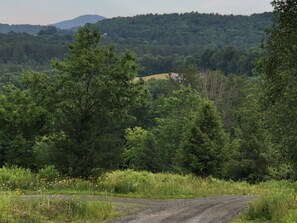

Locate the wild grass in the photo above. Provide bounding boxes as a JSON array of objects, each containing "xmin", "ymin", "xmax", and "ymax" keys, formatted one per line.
[
  {"xmin": 234, "ymin": 181, "xmax": 297, "ymax": 223},
  {"xmin": 0, "ymin": 167, "xmax": 253, "ymax": 198},
  {"xmin": 0, "ymin": 166, "xmax": 94, "ymax": 193},
  {"xmin": 97, "ymin": 169, "xmax": 253, "ymax": 199},
  {"xmin": 0, "ymin": 192, "xmax": 116, "ymax": 223}
]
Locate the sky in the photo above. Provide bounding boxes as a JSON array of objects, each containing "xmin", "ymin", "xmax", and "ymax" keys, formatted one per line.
[{"xmin": 0, "ymin": 0, "xmax": 273, "ymax": 25}]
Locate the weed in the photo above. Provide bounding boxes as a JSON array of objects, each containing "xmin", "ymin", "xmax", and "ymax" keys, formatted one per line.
[
  {"xmin": 0, "ymin": 193, "xmax": 116, "ymax": 223},
  {"xmin": 98, "ymin": 170, "xmax": 252, "ymax": 199}
]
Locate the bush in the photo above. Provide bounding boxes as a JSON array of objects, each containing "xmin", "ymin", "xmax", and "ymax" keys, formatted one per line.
[
  {"xmin": 37, "ymin": 165, "xmax": 60, "ymax": 182},
  {"xmin": 0, "ymin": 166, "xmax": 36, "ymax": 190}
]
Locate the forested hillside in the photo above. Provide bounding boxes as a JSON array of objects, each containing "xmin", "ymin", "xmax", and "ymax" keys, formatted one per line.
[
  {"xmin": 0, "ymin": 23, "xmax": 46, "ymax": 34},
  {"xmin": 95, "ymin": 12, "xmax": 271, "ymax": 75},
  {"xmin": 0, "ymin": 12, "xmax": 272, "ymax": 78},
  {"xmin": 0, "ymin": 31, "xmax": 72, "ymax": 78},
  {"xmin": 96, "ymin": 12, "xmax": 272, "ymax": 54}
]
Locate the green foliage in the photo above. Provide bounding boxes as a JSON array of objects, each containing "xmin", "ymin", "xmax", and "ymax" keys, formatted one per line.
[
  {"xmin": 177, "ymin": 100, "xmax": 228, "ymax": 177},
  {"xmin": 224, "ymin": 79, "xmax": 271, "ymax": 182},
  {"xmin": 0, "ymin": 83, "xmax": 49, "ymax": 168},
  {"xmin": 31, "ymin": 26, "xmax": 143, "ymax": 177},
  {"xmin": 268, "ymin": 163, "xmax": 297, "ymax": 181},
  {"xmin": 32, "ymin": 133, "xmax": 65, "ymax": 169},
  {"xmin": 128, "ymin": 84, "xmax": 155, "ymax": 128},
  {"xmin": 152, "ymin": 87, "xmax": 204, "ymax": 172},
  {"xmin": 259, "ymin": 0, "xmax": 297, "ymax": 167},
  {"xmin": 37, "ymin": 165, "xmax": 60, "ymax": 182},
  {"xmin": 150, "ymin": 87, "xmax": 228, "ymax": 176},
  {"xmin": 123, "ymin": 127, "xmax": 159, "ymax": 171},
  {"xmin": 146, "ymin": 78, "xmax": 178, "ymax": 100},
  {"xmin": 171, "ymin": 68, "xmax": 250, "ymax": 131}
]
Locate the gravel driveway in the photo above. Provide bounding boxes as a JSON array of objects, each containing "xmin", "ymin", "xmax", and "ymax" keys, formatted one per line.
[
  {"xmin": 22, "ymin": 194, "xmax": 251, "ymax": 223},
  {"xmin": 106, "ymin": 195, "xmax": 251, "ymax": 223}
]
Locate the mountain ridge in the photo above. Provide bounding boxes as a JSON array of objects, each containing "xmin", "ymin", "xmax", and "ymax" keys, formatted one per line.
[{"xmin": 52, "ymin": 15, "xmax": 106, "ymax": 29}]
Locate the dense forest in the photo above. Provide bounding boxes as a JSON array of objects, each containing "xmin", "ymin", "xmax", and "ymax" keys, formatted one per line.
[
  {"xmin": 0, "ymin": 12, "xmax": 271, "ymax": 78},
  {"xmin": 1, "ymin": 2, "xmax": 296, "ymax": 183},
  {"xmin": 96, "ymin": 12, "xmax": 272, "ymax": 53},
  {"xmin": 0, "ymin": 31, "xmax": 71, "ymax": 74}
]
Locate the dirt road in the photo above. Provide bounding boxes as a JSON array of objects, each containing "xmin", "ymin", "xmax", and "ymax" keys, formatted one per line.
[
  {"xmin": 22, "ymin": 195, "xmax": 251, "ymax": 223},
  {"xmin": 107, "ymin": 195, "xmax": 251, "ymax": 223}
]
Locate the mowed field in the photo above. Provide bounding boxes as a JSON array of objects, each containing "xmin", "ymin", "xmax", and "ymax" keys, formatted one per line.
[{"xmin": 134, "ymin": 73, "xmax": 170, "ymax": 82}]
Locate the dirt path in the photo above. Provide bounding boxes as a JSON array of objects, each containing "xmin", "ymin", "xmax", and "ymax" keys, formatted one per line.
[
  {"xmin": 107, "ymin": 195, "xmax": 251, "ymax": 223},
  {"xmin": 22, "ymin": 195, "xmax": 251, "ymax": 223}
]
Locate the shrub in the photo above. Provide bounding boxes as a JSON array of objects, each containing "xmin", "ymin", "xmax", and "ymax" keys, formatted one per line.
[
  {"xmin": 37, "ymin": 165, "xmax": 60, "ymax": 182},
  {"xmin": 0, "ymin": 166, "xmax": 36, "ymax": 190}
]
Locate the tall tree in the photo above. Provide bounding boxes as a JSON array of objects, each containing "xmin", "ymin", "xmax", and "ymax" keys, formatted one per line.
[
  {"xmin": 259, "ymin": 0, "xmax": 297, "ymax": 166},
  {"xmin": 176, "ymin": 100, "xmax": 228, "ymax": 177},
  {"xmin": 153, "ymin": 87, "xmax": 203, "ymax": 171},
  {"xmin": 50, "ymin": 27, "xmax": 141, "ymax": 177},
  {"xmin": 224, "ymin": 79, "xmax": 271, "ymax": 182}
]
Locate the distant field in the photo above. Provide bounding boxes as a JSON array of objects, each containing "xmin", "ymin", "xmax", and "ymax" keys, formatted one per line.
[{"xmin": 135, "ymin": 73, "xmax": 170, "ymax": 82}]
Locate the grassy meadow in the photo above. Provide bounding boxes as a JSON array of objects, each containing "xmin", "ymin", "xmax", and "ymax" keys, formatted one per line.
[
  {"xmin": 133, "ymin": 73, "xmax": 170, "ymax": 82},
  {"xmin": 1, "ymin": 167, "xmax": 297, "ymax": 222}
]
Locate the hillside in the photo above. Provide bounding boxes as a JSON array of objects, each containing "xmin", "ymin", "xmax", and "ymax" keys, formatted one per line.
[
  {"xmin": 95, "ymin": 12, "xmax": 272, "ymax": 55},
  {"xmin": 0, "ymin": 12, "xmax": 272, "ymax": 76},
  {"xmin": 0, "ymin": 23, "xmax": 47, "ymax": 34},
  {"xmin": 53, "ymin": 15, "xmax": 106, "ymax": 29}
]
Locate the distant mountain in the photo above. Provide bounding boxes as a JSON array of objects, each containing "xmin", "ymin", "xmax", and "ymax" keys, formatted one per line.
[{"xmin": 52, "ymin": 15, "xmax": 106, "ymax": 29}]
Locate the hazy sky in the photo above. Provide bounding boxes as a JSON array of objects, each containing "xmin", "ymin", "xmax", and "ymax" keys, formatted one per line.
[{"xmin": 0, "ymin": 0, "xmax": 273, "ymax": 25}]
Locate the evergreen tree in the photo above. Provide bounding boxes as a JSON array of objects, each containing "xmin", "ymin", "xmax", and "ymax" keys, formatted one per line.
[{"xmin": 177, "ymin": 101, "xmax": 228, "ymax": 177}]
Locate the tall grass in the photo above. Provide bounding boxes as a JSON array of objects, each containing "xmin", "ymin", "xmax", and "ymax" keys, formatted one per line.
[
  {"xmin": 0, "ymin": 166, "xmax": 36, "ymax": 190},
  {"xmin": 98, "ymin": 170, "xmax": 253, "ymax": 199},
  {"xmin": 0, "ymin": 166, "xmax": 94, "ymax": 193},
  {"xmin": 235, "ymin": 181, "xmax": 297, "ymax": 223},
  {"xmin": 0, "ymin": 193, "xmax": 116, "ymax": 223}
]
